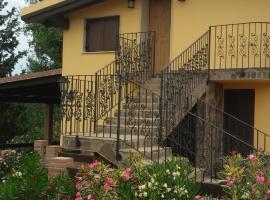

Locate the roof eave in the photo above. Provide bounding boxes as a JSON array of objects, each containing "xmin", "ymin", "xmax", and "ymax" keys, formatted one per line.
[{"xmin": 21, "ymin": 0, "xmax": 106, "ymax": 29}]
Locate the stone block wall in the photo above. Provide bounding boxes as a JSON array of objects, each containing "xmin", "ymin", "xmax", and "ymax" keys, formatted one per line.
[{"xmin": 34, "ymin": 140, "xmax": 74, "ymax": 178}]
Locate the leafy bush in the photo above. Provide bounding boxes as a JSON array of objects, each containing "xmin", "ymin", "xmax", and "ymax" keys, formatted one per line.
[
  {"xmin": 0, "ymin": 152, "xmax": 48, "ymax": 199},
  {"xmin": 219, "ymin": 152, "xmax": 270, "ymax": 200},
  {"xmin": 45, "ymin": 172, "xmax": 76, "ymax": 200},
  {"xmin": 136, "ymin": 157, "xmax": 199, "ymax": 200},
  {"xmin": 0, "ymin": 150, "xmax": 22, "ymax": 182},
  {"xmin": 75, "ymin": 154, "xmax": 199, "ymax": 200}
]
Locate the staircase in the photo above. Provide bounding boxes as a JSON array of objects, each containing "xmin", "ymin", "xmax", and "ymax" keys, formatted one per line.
[{"xmin": 60, "ymin": 22, "xmax": 270, "ymax": 183}]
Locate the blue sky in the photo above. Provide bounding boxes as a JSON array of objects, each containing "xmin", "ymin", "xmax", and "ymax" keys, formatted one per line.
[{"xmin": 6, "ymin": 0, "xmax": 30, "ymax": 75}]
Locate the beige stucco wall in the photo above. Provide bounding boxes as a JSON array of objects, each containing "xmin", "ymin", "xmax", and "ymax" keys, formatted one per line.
[
  {"xmin": 223, "ymin": 81, "xmax": 270, "ymax": 151},
  {"xmin": 171, "ymin": 0, "xmax": 270, "ymax": 59},
  {"xmin": 62, "ymin": 0, "xmax": 143, "ymax": 76}
]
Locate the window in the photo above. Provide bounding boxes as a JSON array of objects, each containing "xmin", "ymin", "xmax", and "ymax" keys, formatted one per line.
[{"xmin": 85, "ymin": 16, "xmax": 120, "ymax": 52}]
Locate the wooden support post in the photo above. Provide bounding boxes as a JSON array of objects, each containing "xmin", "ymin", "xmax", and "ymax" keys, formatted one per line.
[{"xmin": 44, "ymin": 104, "xmax": 54, "ymax": 145}]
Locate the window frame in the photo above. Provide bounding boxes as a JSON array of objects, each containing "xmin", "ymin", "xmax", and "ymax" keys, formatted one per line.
[{"xmin": 84, "ymin": 15, "xmax": 120, "ymax": 53}]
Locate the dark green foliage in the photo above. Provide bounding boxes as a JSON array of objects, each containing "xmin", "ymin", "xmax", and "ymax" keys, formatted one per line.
[
  {"xmin": 45, "ymin": 173, "xmax": 76, "ymax": 200},
  {"xmin": 0, "ymin": 0, "xmax": 25, "ymax": 77},
  {"xmin": 25, "ymin": 24, "xmax": 63, "ymax": 71},
  {"xmin": 25, "ymin": 0, "xmax": 63, "ymax": 72},
  {"xmin": 0, "ymin": 152, "xmax": 76, "ymax": 200},
  {"xmin": 0, "ymin": 152, "xmax": 49, "ymax": 200},
  {"xmin": 0, "ymin": 103, "xmax": 28, "ymax": 142},
  {"xmin": 0, "ymin": 0, "xmax": 62, "ymax": 144}
]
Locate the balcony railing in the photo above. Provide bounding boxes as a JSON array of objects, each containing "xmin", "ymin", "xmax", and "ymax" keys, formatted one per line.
[{"xmin": 210, "ymin": 22, "xmax": 270, "ymax": 69}]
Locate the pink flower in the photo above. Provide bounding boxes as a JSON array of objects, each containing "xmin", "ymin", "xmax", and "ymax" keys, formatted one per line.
[
  {"xmin": 259, "ymin": 170, "xmax": 265, "ymax": 176},
  {"xmin": 103, "ymin": 177, "xmax": 116, "ymax": 191},
  {"xmin": 84, "ymin": 181, "xmax": 91, "ymax": 187},
  {"xmin": 247, "ymin": 154, "xmax": 258, "ymax": 163},
  {"xmin": 89, "ymin": 160, "xmax": 100, "ymax": 169},
  {"xmin": 76, "ymin": 182, "xmax": 82, "ymax": 190},
  {"xmin": 230, "ymin": 150, "xmax": 237, "ymax": 155},
  {"xmin": 194, "ymin": 195, "xmax": 202, "ymax": 200},
  {"xmin": 256, "ymin": 175, "xmax": 265, "ymax": 183},
  {"xmin": 226, "ymin": 177, "xmax": 234, "ymax": 187},
  {"xmin": 267, "ymin": 180, "xmax": 270, "ymax": 186},
  {"xmin": 251, "ymin": 188, "xmax": 257, "ymax": 195},
  {"xmin": 266, "ymin": 189, "xmax": 270, "ymax": 195},
  {"xmin": 87, "ymin": 194, "xmax": 94, "ymax": 200},
  {"xmin": 122, "ymin": 168, "xmax": 134, "ymax": 181},
  {"xmin": 75, "ymin": 192, "xmax": 82, "ymax": 200}
]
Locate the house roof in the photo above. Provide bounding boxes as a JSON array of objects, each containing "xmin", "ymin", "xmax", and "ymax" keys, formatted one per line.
[
  {"xmin": 0, "ymin": 69, "xmax": 62, "ymax": 103},
  {"xmin": 21, "ymin": 0, "xmax": 106, "ymax": 29}
]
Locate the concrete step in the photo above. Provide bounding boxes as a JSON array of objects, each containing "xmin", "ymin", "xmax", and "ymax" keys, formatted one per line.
[
  {"xmin": 88, "ymin": 133, "xmax": 159, "ymax": 148},
  {"xmin": 58, "ymin": 151, "xmax": 95, "ymax": 163},
  {"xmin": 120, "ymin": 146, "xmax": 172, "ymax": 161},
  {"xmin": 106, "ymin": 116, "xmax": 160, "ymax": 126},
  {"xmin": 114, "ymin": 109, "xmax": 160, "ymax": 118},
  {"xmin": 127, "ymin": 96, "xmax": 159, "ymax": 103},
  {"xmin": 97, "ymin": 124, "xmax": 161, "ymax": 136},
  {"xmin": 144, "ymin": 77, "xmax": 161, "ymax": 84},
  {"xmin": 122, "ymin": 102, "xmax": 160, "ymax": 110}
]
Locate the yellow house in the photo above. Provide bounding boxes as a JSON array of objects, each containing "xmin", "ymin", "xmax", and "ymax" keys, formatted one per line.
[{"xmin": 21, "ymin": 0, "xmax": 270, "ymax": 181}]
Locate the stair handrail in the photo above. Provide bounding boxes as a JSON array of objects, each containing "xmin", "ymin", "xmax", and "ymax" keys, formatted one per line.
[{"xmin": 60, "ymin": 32, "xmax": 155, "ymax": 135}]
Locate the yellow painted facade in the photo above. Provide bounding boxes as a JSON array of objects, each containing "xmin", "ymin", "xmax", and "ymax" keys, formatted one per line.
[
  {"xmin": 62, "ymin": 0, "xmax": 144, "ymax": 75},
  {"xmin": 222, "ymin": 81, "xmax": 270, "ymax": 151},
  {"xmin": 171, "ymin": 0, "xmax": 270, "ymax": 59},
  {"xmin": 22, "ymin": 0, "xmax": 270, "ymax": 149}
]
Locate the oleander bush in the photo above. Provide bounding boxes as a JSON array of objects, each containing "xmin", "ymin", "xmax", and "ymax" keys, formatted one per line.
[
  {"xmin": 219, "ymin": 152, "xmax": 270, "ymax": 200},
  {"xmin": 0, "ymin": 151, "xmax": 75, "ymax": 200},
  {"xmin": 0, "ymin": 150, "xmax": 22, "ymax": 182},
  {"xmin": 45, "ymin": 172, "xmax": 76, "ymax": 200},
  {"xmin": 75, "ymin": 154, "xmax": 199, "ymax": 200}
]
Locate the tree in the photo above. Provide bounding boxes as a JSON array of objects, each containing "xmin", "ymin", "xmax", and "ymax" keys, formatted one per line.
[
  {"xmin": 0, "ymin": 0, "xmax": 25, "ymax": 77},
  {"xmin": 25, "ymin": 0, "xmax": 63, "ymax": 72},
  {"xmin": 0, "ymin": 0, "xmax": 28, "ymax": 142}
]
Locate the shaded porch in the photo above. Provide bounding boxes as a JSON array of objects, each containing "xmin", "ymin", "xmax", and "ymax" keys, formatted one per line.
[{"xmin": 0, "ymin": 69, "xmax": 62, "ymax": 144}]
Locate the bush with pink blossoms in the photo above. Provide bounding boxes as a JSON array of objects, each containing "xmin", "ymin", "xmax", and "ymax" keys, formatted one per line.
[
  {"xmin": 219, "ymin": 152, "xmax": 270, "ymax": 200},
  {"xmin": 75, "ymin": 154, "xmax": 200, "ymax": 200},
  {"xmin": 75, "ymin": 159, "xmax": 139, "ymax": 200}
]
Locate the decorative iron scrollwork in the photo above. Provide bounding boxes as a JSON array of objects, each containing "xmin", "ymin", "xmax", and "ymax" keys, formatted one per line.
[
  {"xmin": 216, "ymin": 36, "xmax": 225, "ymax": 59},
  {"xmin": 98, "ymin": 75, "xmax": 117, "ymax": 118},
  {"xmin": 263, "ymin": 33, "xmax": 270, "ymax": 58},
  {"xmin": 227, "ymin": 34, "xmax": 236, "ymax": 58},
  {"xmin": 85, "ymin": 89, "xmax": 95, "ymax": 120},
  {"xmin": 249, "ymin": 33, "xmax": 259, "ymax": 57},
  {"xmin": 239, "ymin": 34, "xmax": 247, "ymax": 57}
]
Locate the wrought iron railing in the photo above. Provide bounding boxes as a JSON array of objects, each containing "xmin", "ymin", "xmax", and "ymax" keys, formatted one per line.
[
  {"xmin": 61, "ymin": 32, "xmax": 155, "ymax": 135},
  {"xmin": 112, "ymin": 76, "xmax": 260, "ymax": 182},
  {"xmin": 117, "ymin": 32, "xmax": 155, "ymax": 59},
  {"xmin": 60, "ymin": 23, "xmax": 270, "ymax": 183},
  {"xmin": 210, "ymin": 22, "xmax": 270, "ymax": 69},
  {"xmin": 186, "ymin": 95, "xmax": 270, "ymax": 154},
  {"xmin": 160, "ymin": 31, "xmax": 210, "ymax": 134}
]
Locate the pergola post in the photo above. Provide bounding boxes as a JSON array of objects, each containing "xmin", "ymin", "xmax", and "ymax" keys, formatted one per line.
[{"xmin": 44, "ymin": 104, "xmax": 54, "ymax": 144}]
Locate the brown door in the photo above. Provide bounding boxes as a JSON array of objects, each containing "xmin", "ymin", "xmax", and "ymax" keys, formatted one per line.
[
  {"xmin": 149, "ymin": 0, "xmax": 171, "ymax": 74},
  {"xmin": 223, "ymin": 89, "xmax": 255, "ymax": 155}
]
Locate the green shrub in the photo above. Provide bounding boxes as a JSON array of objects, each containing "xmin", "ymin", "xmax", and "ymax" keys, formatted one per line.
[
  {"xmin": 75, "ymin": 154, "xmax": 199, "ymax": 200},
  {"xmin": 219, "ymin": 152, "xmax": 270, "ymax": 200},
  {"xmin": 0, "ymin": 150, "xmax": 22, "ymax": 182},
  {"xmin": 136, "ymin": 157, "xmax": 199, "ymax": 200},
  {"xmin": 45, "ymin": 172, "xmax": 76, "ymax": 200},
  {"xmin": 0, "ymin": 152, "xmax": 48, "ymax": 200}
]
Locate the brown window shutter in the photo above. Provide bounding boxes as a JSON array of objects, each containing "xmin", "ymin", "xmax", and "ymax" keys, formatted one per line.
[
  {"xmin": 85, "ymin": 16, "xmax": 119, "ymax": 52},
  {"xmin": 88, "ymin": 19, "xmax": 104, "ymax": 52},
  {"xmin": 103, "ymin": 16, "xmax": 120, "ymax": 51}
]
